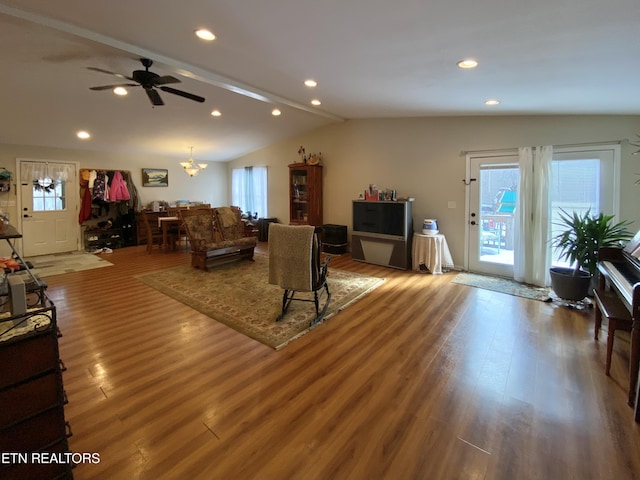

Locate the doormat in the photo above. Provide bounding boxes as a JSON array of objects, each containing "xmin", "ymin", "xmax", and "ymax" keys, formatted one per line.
[
  {"xmin": 26, "ymin": 251, "xmax": 113, "ymax": 278},
  {"xmin": 451, "ymin": 272, "xmax": 552, "ymax": 302}
]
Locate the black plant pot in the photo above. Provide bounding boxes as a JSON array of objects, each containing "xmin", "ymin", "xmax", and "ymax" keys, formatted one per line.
[{"xmin": 549, "ymin": 266, "xmax": 592, "ymax": 301}]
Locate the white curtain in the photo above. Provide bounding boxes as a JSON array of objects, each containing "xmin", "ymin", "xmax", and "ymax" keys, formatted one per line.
[
  {"xmin": 514, "ymin": 146, "xmax": 552, "ymax": 286},
  {"xmin": 231, "ymin": 166, "xmax": 268, "ymax": 218},
  {"xmin": 20, "ymin": 161, "xmax": 74, "ymax": 184}
]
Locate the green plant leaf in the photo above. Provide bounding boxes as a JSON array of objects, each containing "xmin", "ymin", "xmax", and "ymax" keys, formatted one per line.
[{"xmin": 551, "ymin": 208, "xmax": 633, "ymax": 276}]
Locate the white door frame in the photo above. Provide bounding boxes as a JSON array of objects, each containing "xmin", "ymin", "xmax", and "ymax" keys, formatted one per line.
[
  {"xmin": 464, "ymin": 150, "xmax": 518, "ymax": 275},
  {"xmin": 15, "ymin": 158, "xmax": 81, "ymax": 256}
]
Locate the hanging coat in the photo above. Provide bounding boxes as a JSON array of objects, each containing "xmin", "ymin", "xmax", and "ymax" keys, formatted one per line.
[
  {"xmin": 78, "ymin": 186, "xmax": 92, "ymax": 224},
  {"xmin": 92, "ymin": 171, "xmax": 107, "ymax": 202},
  {"xmin": 109, "ymin": 171, "xmax": 131, "ymax": 202}
]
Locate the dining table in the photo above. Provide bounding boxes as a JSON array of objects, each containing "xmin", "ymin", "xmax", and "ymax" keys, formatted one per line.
[{"xmin": 158, "ymin": 216, "xmax": 180, "ymax": 251}]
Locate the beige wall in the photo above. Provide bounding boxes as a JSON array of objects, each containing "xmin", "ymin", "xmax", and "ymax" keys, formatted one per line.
[
  {"xmin": 2, "ymin": 115, "xmax": 638, "ymax": 265},
  {"xmin": 227, "ymin": 115, "xmax": 640, "ymax": 266},
  {"xmin": 0, "ymin": 143, "xmax": 228, "ymax": 257},
  {"xmin": 0, "ymin": 143, "xmax": 229, "ymax": 224}
]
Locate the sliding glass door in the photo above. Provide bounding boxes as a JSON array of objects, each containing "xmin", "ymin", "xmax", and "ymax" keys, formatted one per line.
[{"xmin": 466, "ymin": 144, "xmax": 620, "ymax": 281}]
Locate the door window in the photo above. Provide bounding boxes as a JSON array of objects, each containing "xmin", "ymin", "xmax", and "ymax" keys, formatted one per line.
[{"xmin": 32, "ymin": 180, "xmax": 66, "ymax": 211}]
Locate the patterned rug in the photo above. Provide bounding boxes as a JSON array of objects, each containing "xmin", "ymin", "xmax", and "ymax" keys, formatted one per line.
[
  {"xmin": 451, "ymin": 272, "xmax": 552, "ymax": 302},
  {"xmin": 26, "ymin": 251, "xmax": 113, "ymax": 278},
  {"xmin": 136, "ymin": 253, "xmax": 385, "ymax": 349}
]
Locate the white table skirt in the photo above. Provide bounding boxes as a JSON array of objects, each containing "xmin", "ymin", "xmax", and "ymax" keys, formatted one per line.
[{"xmin": 412, "ymin": 233, "xmax": 454, "ymax": 274}]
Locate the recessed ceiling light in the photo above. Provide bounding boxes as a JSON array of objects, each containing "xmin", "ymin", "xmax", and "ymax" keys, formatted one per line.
[
  {"xmin": 304, "ymin": 79, "xmax": 317, "ymax": 87},
  {"xmin": 77, "ymin": 131, "xmax": 91, "ymax": 139},
  {"xmin": 195, "ymin": 29, "xmax": 216, "ymax": 41},
  {"xmin": 113, "ymin": 87, "xmax": 127, "ymax": 96},
  {"xmin": 485, "ymin": 99, "xmax": 500, "ymax": 106},
  {"xmin": 311, "ymin": 99, "xmax": 321, "ymax": 106},
  {"xmin": 211, "ymin": 110, "xmax": 221, "ymax": 117},
  {"xmin": 272, "ymin": 108, "xmax": 282, "ymax": 116},
  {"xmin": 457, "ymin": 59, "xmax": 478, "ymax": 69}
]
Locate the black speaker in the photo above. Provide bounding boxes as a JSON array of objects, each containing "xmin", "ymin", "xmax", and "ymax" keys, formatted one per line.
[
  {"xmin": 322, "ymin": 224, "xmax": 348, "ymax": 254},
  {"xmin": 322, "ymin": 224, "xmax": 347, "ymax": 245}
]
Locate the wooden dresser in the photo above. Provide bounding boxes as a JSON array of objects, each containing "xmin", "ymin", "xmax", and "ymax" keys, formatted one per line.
[{"xmin": 0, "ymin": 300, "xmax": 74, "ymax": 479}]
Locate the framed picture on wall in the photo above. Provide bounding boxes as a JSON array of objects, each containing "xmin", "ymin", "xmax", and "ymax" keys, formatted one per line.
[{"xmin": 142, "ymin": 168, "xmax": 168, "ymax": 187}]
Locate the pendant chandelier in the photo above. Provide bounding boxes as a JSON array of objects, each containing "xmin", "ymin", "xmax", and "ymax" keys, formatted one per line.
[{"xmin": 180, "ymin": 146, "xmax": 208, "ymax": 177}]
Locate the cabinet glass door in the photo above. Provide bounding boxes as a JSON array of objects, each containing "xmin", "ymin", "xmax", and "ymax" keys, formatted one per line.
[{"xmin": 291, "ymin": 169, "xmax": 309, "ymax": 223}]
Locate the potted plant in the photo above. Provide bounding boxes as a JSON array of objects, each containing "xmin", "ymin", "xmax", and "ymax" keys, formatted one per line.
[{"xmin": 550, "ymin": 208, "xmax": 632, "ymax": 301}]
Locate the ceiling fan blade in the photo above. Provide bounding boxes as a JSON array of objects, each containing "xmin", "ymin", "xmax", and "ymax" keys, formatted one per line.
[
  {"xmin": 154, "ymin": 75, "xmax": 181, "ymax": 86},
  {"xmin": 159, "ymin": 86, "xmax": 205, "ymax": 103},
  {"xmin": 90, "ymin": 83, "xmax": 139, "ymax": 91},
  {"xmin": 145, "ymin": 88, "xmax": 164, "ymax": 106},
  {"xmin": 87, "ymin": 67, "xmax": 134, "ymax": 81}
]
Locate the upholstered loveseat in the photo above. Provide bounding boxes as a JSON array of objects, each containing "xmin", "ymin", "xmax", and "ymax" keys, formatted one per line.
[{"xmin": 179, "ymin": 206, "xmax": 257, "ymax": 271}]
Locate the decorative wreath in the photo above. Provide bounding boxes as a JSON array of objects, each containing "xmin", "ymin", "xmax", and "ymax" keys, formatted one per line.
[{"xmin": 33, "ymin": 182, "xmax": 57, "ymax": 194}]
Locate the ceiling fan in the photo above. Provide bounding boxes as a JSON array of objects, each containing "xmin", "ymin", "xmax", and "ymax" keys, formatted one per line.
[{"xmin": 88, "ymin": 58, "xmax": 205, "ymax": 106}]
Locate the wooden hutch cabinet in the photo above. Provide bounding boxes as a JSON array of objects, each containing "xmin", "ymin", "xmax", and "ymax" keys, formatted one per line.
[{"xmin": 288, "ymin": 163, "xmax": 323, "ymax": 226}]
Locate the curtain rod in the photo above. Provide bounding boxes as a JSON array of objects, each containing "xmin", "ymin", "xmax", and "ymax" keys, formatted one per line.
[{"xmin": 460, "ymin": 139, "xmax": 626, "ymax": 157}]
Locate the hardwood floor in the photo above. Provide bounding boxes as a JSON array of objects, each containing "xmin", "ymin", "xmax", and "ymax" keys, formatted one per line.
[{"xmin": 45, "ymin": 244, "xmax": 640, "ymax": 479}]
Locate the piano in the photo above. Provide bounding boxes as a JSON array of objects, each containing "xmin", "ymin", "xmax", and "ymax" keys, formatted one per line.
[{"xmin": 597, "ymin": 229, "xmax": 640, "ymax": 422}]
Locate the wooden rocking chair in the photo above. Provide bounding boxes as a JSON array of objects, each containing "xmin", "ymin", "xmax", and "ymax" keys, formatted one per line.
[{"xmin": 268, "ymin": 224, "xmax": 331, "ymax": 326}]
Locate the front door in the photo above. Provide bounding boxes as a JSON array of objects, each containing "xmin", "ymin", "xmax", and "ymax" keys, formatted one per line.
[
  {"xmin": 18, "ymin": 160, "xmax": 79, "ymax": 256},
  {"xmin": 467, "ymin": 154, "xmax": 519, "ymax": 277}
]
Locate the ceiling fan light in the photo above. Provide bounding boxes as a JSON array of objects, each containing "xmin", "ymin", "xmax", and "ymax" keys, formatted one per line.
[
  {"xmin": 89, "ymin": 58, "xmax": 205, "ymax": 106},
  {"xmin": 113, "ymin": 87, "xmax": 127, "ymax": 96}
]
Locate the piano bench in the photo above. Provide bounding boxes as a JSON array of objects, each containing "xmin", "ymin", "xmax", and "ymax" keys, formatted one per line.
[{"xmin": 593, "ymin": 289, "xmax": 632, "ymax": 376}]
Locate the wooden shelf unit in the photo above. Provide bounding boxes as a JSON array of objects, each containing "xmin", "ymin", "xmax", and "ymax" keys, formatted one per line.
[{"xmin": 288, "ymin": 163, "xmax": 323, "ymax": 226}]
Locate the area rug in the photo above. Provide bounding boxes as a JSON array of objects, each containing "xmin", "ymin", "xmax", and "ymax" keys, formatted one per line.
[
  {"xmin": 136, "ymin": 253, "xmax": 384, "ymax": 350},
  {"xmin": 26, "ymin": 251, "xmax": 113, "ymax": 278},
  {"xmin": 451, "ymin": 272, "xmax": 552, "ymax": 302}
]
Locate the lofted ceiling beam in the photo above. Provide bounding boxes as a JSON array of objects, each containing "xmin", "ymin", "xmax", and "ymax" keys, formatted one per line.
[{"xmin": 0, "ymin": 3, "xmax": 345, "ymax": 122}]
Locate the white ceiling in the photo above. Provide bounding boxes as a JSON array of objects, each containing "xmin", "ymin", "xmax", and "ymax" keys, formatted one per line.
[{"xmin": 0, "ymin": 0, "xmax": 638, "ymax": 162}]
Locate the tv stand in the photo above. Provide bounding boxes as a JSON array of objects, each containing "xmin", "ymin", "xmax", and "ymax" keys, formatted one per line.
[{"xmin": 351, "ymin": 200, "xmax": 413, "ymax": 269}]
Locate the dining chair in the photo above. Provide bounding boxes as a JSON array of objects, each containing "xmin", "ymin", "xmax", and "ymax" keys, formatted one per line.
[{"xmin": 140, "ymin": 211, "xmax": 177, "ymax": 253}]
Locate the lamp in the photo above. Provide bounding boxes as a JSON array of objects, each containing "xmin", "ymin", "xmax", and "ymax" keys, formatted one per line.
[{"xmin": 180, "ymin": 146, "xmax": 208, "ymax": 177}]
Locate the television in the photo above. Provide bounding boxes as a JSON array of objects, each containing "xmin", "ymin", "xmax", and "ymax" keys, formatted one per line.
[
  {"xmin": 351, "ymin": 200, "xmax": 413, "ymax": 269},
  {"xmin": 352, "ymin": 201, "xmax": 408, "ymax": 238}
]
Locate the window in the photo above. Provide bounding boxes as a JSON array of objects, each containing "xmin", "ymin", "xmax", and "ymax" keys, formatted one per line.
[
  {"xmin": 231, "ymin": 166, "xmax": 268, "ymax": 218},
  {"xmin": 20, "ymin": 160, "xmax": 74, "ymax": 212},
  {"xmin": 550, "ymin": 146, "xmax": 619, "ymax": 266},
  {"xmin": 32, "ymin": 180, "xmax": 66, "ymax": 212}
]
